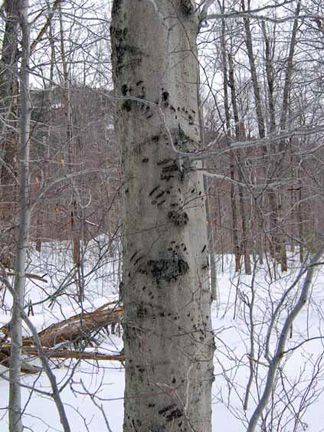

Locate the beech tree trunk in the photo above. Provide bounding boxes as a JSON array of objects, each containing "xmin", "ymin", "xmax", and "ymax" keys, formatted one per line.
[{"xmin": 111, "ymin": 1, "xmax": 214, "ymax": 431}]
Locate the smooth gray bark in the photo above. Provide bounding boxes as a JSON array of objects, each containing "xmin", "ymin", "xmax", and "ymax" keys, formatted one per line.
[
  {"xmin": 111, "ymin": 1, "xmax": 214, "ymax": 431},
  {"xmin": 9, "ymin": 1, "xmax": 31, "ymax": 431}
]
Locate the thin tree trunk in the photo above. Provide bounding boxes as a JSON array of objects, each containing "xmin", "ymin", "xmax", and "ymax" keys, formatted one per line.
[
  {"xmin": 58, "ymin": 4, "xmax": 82, "ymax": 298},
  {"xmin": 111, "ymin": 1, "xmax": 214, "ymax": 431},
  {"xmin": 241, "ymin": 0, "xmax": 265, "ymax": 140},
  {"xmin": 242, "ymin": 0, "xmax": 280, "ymax": 266},
  {"xmin": 228, "ymin": 52, "xmax": 252, "ymax": 275},
  {"xmin": 262, "ymin": 21, "xmax": 276, "ymax": 135},
  {"xmin": 298, "ymin": 175, "xmax": 304, "ymax": 263},
  {"xmin": 0, "ymin": 0, "xmax": 19, "ymax": 175},
  {"xmin": 279, "ymin": 0, "xmax": 301, "ymax": 132},
  {"xmin": 276, "ymin": 0, "xmax": 301, "ymax": 271},
  {"xmin": 204, "ymin": 175, "xmax": 217, "ymax": 300},
  {"xmin": 198, "ymin": 63, "xmax": 217, "ymax": 301},
  {"xmin": 230, "ymin": 153, "xmax": 241, "ymax": 271},
  {"xmin": 261, "ymin": 19, "xmax": 285, "ymax": 267},
  {"xmin": 9, "ymin": 1, "xmax": 31, "ymax": 430},
  {"xmin": 241, "ymin": 0, "xmax": 269, "ymax": 261},
  {"xmin": 219, "ymin": 12, "xmax": 241, "ymax": 272},
  {"xmin": 0, "ymin": 0, "xmax": 20, "ymax": 268}
]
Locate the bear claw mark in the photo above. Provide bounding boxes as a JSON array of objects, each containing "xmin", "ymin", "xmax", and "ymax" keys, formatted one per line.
[{"xmin": 168, "ymin": 210, "xmax": 189, "ymax": 227}]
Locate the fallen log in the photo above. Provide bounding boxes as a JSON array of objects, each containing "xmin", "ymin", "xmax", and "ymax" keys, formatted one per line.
[
  {"xmin": 1, "ymin": 302, "xmax": 123, "ymax": 348},
  {"xmin": 0, "ymin": 302, "xmax": 124, "ymax": 372},
  {"xmin": 23, "ymin": 302, "xmax": 123, "ymax": 348},
  {"xmin": 42, "ymin": 304, "xmax": 123, "ymax": 347},
  {"xmin": 23, "ymin": 347, "xmax": 125, "ymax": 362},
  {"xmin": 0, "ymin": 346, "xmax": 42, "ymax": 374}
]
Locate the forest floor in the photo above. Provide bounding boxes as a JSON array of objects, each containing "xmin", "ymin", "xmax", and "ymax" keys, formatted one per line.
[{"xmin": 0, "ymin": 242, "xmax": 324, "ymax": 432}]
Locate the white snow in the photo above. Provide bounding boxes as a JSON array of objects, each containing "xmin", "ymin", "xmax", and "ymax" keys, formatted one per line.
[{"xmin": 1, "ymin": 245, "xmax": 324, "ymax": 431}]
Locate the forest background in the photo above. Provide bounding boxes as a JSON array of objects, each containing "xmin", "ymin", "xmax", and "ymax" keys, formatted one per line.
[{"xmin": 1, "ymin": 0, "xmax": 324, "ymax": 431}]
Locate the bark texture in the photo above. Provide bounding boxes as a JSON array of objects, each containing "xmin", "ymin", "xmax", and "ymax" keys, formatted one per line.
[{"xmin": 111, "ymin": 1, "xmax": 214, "ymax": 431}]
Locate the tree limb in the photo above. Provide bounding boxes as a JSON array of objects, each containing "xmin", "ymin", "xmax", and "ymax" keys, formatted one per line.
[{"xmin": 30, "ymin": 0, "xmax": 61, "ymax": 55}]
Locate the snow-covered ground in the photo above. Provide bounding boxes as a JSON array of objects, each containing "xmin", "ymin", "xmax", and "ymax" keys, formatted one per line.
[{"xmin": 1, "ymin": 243, "xmax": 324, "ymax": 431}]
